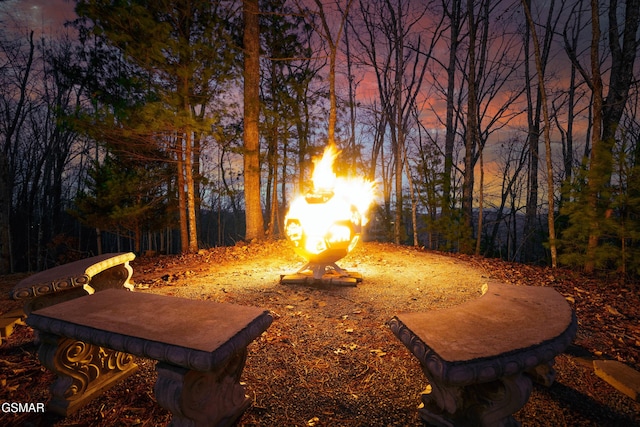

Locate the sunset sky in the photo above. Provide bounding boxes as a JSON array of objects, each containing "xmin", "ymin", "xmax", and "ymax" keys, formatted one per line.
[
  {"xmin": 0, "ymin": 0, "xmax": 593, "ymax": 203},
  {"xmin": 0, "ymin": 0, "xmax": 76, "ymax": 36}
]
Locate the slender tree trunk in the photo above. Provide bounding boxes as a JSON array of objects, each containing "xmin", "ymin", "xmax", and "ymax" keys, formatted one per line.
[
  {"xmin": 475, "ymin": 148, "xmax": 484, "ymax": 255},
  {"xmin": 268, "ymin": 130, "xmax": 279, "ymax": 237},
  {"xmin": 345, "ymin": 22, "xmax": 357, "ymax": 174},
  {"xmin": 0, "ymin": 152, "xmax": 12, "ymax": 273},
  {"xmin": 522, "ymin": 0, "xmax": 540, "ymax": 263},
  {"xmin": 313, "ymin": 0, "xmax": 352, "ymax": 148},
  {"xmin": 403, "ymin": 144, "xmax": 419, "ymax": 247},
  {"xmin": 177, "ymin": 141, "xmax": 189, "ymax": 253},
  {"xmin": 443, "ymin": 0, "xmax": 461, "ymax": 219},
  {"xmin": 280, "ymin": 139, "xmax": 288, "ymax": 237},
  {"xmin": 243, "ymin": 0, "xmax": 265, "ymax": 241},
  {"xmin": 585, "ymin": 0, "xmax": 604, "ymax": 273},
  {"xmin": 462, "ymin": 0, "xmax": 478, "ymax": 254},
  {"xmin": 522, "ymin": 0, "xmax": 557, "ymax": 267},
  {"xmin": 564, "ymin": 39, "xmax": 578, "ymax": 187},
  {"xmin": 327, "ymin": 44, "xmax": 337, "ymax": 147},
  {"xmin": 185, "ymin": 130, "xmax": 198, "ymax": 252},
  {"xmin": 96, "ymin": 228, "xmax": 102, "ymax": 255},
  {"xmin": 392, "ymin": 0, "xmax": 404, "ymax": 245}
]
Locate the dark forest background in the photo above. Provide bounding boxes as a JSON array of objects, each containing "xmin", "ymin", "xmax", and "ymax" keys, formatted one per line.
[{"xmin": 1, "ymin": 0, "xmax": 639, "ymax": 277}]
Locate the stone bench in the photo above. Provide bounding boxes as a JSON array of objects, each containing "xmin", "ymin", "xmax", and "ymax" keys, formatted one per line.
[
  {"xmin": 26, "ymin": 288, "xmax": 273, "ymax": 426},
  {"xmin": 388, "ymin": 281, "xmax": 577, "ymax": 427},
  {"xmin": 10, "ymin": 252, "xmax": 136, "ymax": 314}
]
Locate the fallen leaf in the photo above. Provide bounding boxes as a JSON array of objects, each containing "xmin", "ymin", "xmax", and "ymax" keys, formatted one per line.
[{"xmin": 605, "ymin": 305, "xmax": 623, "ymax": 317}]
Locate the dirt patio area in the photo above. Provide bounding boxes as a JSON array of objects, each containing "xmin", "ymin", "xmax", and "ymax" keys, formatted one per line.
[{"xmin": 1, "ymin": 240, "xmax": 639, "ymax": 426}]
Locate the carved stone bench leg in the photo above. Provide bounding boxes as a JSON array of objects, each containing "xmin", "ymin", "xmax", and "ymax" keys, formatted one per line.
[
  {"xmin": 419, "ymin": 367, "xmax": 532, "ymax": 427},
  {"xmin": 38, "ymin": 333, "xmax": 138, "ymax": 415},
  {"xmin": 154, "ymin": 349, "xmax": 251, "ymax": 427}
]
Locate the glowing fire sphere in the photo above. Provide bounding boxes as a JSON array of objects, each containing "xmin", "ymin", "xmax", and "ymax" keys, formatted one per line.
[
  {"xmin": 283, "ymin": 143, "xmax": 375, "ymax": 273},
  {"xmin": 285, "ymin": 189, "xmax": 361, "ymax": 265}
]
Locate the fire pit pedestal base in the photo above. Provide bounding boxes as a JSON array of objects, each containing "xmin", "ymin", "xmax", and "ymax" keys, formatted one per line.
[{"xmin": 280, "ymin": 262, "xmax": 362, "ymax": 286}]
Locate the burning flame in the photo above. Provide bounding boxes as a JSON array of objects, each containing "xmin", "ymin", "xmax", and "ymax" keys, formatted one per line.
[{"xmin": 285, "ymin": 145, "xmax": 376, "ymax": 262}]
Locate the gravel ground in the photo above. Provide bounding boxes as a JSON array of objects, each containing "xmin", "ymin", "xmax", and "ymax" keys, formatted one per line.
[{"xmin": 1, "ymin": 240, "xmax": 639, "ymax": 426}]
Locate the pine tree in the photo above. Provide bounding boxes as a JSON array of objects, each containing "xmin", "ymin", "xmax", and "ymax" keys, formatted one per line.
[
  {"xmin": 74, "ymin": 0, "xmax": 240, "ymax": 252},
  {"xmin": 71, "ymin": 154, "xmax": 169, "ymax": 253}
]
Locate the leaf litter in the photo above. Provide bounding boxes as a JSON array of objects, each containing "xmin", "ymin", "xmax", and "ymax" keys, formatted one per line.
[{"xmin": 0, "ymin": 240, "xmax": 639, "ymax": 426}]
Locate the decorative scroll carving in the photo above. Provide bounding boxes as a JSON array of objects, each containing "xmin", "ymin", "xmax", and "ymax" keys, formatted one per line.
[
  {"xmin": 155, "ymin": 349, "xmax": 251, "ymax": 427},
  {"xmin": 27, "ymin": 289, "xmax": 273, "ymax": 424},
  {"xmin": 38, "ymin": 333, "xmax": 138, "ymax": 415},
  {"xmin": 11, "ymin": 253, "xmax": 135, "ymax": 300},
  {"xmin": 90, "ymin": 262, "xmax": 134, "ymax": 292},
  {"xmin": 28, "ymin": 305, "xmax": 274, "ymax": 373},
  {"xmin": 12, "ymin": 274, "xmax": 91, "ymax": 302},
  {"xmin": 418, "ymin": 373, "xmax": 533, "ymax": 427},
  {"xmin": 11, "ymin": 253, "xmax": 136, "ymax": 315}
]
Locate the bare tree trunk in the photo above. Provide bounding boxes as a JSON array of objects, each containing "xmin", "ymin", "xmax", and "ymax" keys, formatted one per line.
[
  {"xmin": 345, "ymin": 21, "xmax": 358, "ymax": 174},
  {"xmin": 243, "ymin": 0, "xmax": 265, "ymax": 241},
  {"xmin": 522, "ymin": 0, "xmax": 557, "ymax": 267},
  {"xmin": 584, "ymin": 0, "xmax": 604, "ymax": 273},
  {"xmin": 402, "ymin": 143, "xmax": 419, "ymax": 247},
  {"xmin": 313, "ymin": 0, "xmax": 353, "ymax": 147},
  {"xmin": 442, "ymin": 0, "xmax": 462, "ymax": 221},
  {"xmin": 393, "ymin": 0, "xmax": 404, "ymax": 245},
  {"xmin": 268, "ymin": 137, "xmax": 279, "ymax": 238},
  {"xmin": 185, "ymin": 130, "xmax": 198, "ymax": 252},
  {"xmin": 475, "ymin": 148, "xmax": 484, "ymax": 255},
  {"xmin": 176, "ymin": 141, "xmax": 189, "ymax": 253},
  {"xmin": 462, "ymin": 0, "xmax": 478, "ymax": 254},
  {"xmin": 522, "ymin": 0, "xmax": 540, "ymax": 263},
  {"xmin": 0, "ymin": 152, "xmax": 12, "ymax": 273}
]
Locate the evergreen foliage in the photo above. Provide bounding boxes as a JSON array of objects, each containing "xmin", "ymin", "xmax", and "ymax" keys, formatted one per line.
[
  {"xmin": 559, "ymin": 132, "xmax": 640, "ymax": 276},
  {"xmin": 71, "ymin": 154, "xmax": 170, "ymax": 253}
]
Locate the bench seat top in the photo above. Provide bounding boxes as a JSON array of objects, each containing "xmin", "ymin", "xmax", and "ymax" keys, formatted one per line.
[
  {"xmin": 389, "ymin": 282, "xmax": 577, "ymax": 385},
  {"xmin": 26, "ymin": 289, "xmax": 273, "ymax": 372},
  {"xmin": 11, "ymin": 253, "xmax": 135, "ymax": 300}
]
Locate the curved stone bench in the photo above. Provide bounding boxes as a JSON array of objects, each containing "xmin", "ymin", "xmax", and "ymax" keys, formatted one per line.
[
  {"xmin": 27, "ymin": 289, "xmax": 273, "ymax": 426},
  {"xmin": 10, "ymin": 252, "xmax": 135, "ymax": 314},
  {"xmin": 388, "ymin": 281, "xmax": 577, "ymax": 427}
]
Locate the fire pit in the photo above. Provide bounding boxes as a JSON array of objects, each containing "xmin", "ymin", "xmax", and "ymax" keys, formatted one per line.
[{"xmin": 281, "ymin": 145, "xmax": 375, "ymax": 286}]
